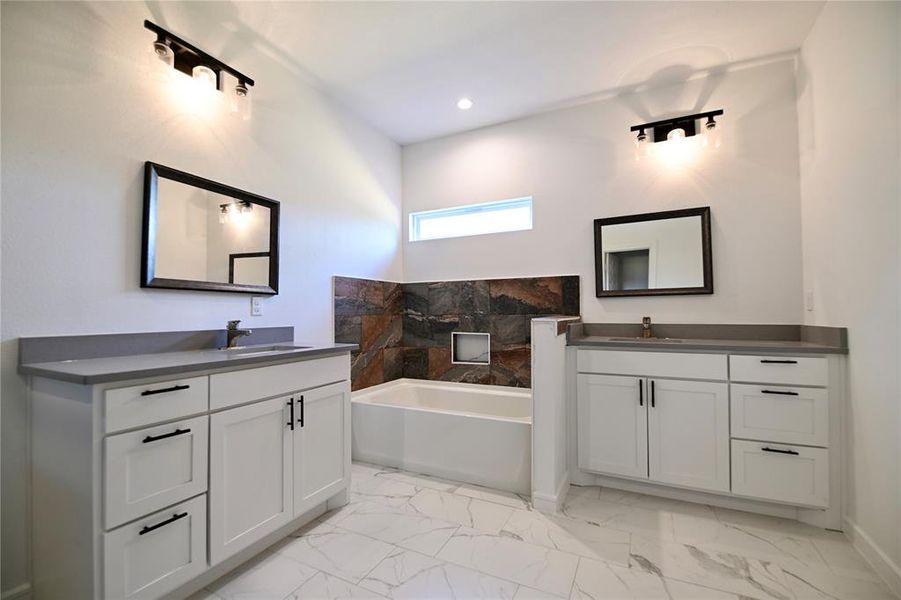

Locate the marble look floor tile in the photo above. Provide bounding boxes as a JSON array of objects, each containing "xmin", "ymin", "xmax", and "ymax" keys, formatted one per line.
[
  {"xmin": 352, "ymin": 461, "xmax": 398, "ymax": 479},
  {"xmin": 567, "ymin": 485, "xmax": 601, "ymax": 502},
  {"xmin": 408, "ymin": 488, "xmax": 515, "ymax": 533},
  {"xmin": 455, "ymin": 483, "xmax": 531, "ymax": 509},
  {"xmin": 288, "ymin": 571, "xmax": 387, "ymax": 599},
  {"xmin": 512, "ymin": 586, "xmax": 566, "ymax": 600},
  {"xmin": 629, "ymin": 535, "xmax": 795, "ymax": 600},
  {"xmin": 779, "ymin": 561, "xmax": 897, "ymax": 599},
  {"xmin": 379, "ymin": 471, "xmax": 461, "ymax": 492},
  {"xmin": 185, "ymin": 590, "xmax": 223, "ymax": 600},
  {"xmin": 437, "ymin": 527, "xmax": 579, "ymax": 597},
  {"xmin": 712, "ymin": 507, "xmax": 834, "ymax": 540},
  {"xmin": 572, "ymin": 557, "xmax": 740, "ymax": 599},
  {"xmin": 332, "ymin": 500, "xmax": 460, "ymax": 555},
  {"xmin": 361, "ymin": 548, "xmax": 518, "ymax": 599},
  {"xmin": 810, "ymin": 533, "xmax": 885, "ymax": 583},
  {"xmin": 205, "ymin": 550, "xmax": 318, "ymax": 600},
  {"xmin": 276, "ymin": 522, "xmax": 394, "ymax": 583},
  {"xmin": 359, "ymin": 548, "xmax": 445, "ymax": 596},
  {"xmin": 501, "ymin": 509, "xmax": 630, "ymax": 566},
  {"xmin": 350, "ymin": 474, "xmax": 419, "ymax": 507},
  {"xmin": 562, "ymin": 494, "xmax": 676, "ymax": 542},
  {"xmin": 671, "ymin": 512, "xmax": 827, "ymax": 568}
]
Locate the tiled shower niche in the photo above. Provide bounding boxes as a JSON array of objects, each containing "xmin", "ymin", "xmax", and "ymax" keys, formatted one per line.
[{"xmin": 334, "ymin": 275, "xmax": 579, "ymax": 391}]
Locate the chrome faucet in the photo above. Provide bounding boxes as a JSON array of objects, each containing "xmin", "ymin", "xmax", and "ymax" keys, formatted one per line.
[
  {"xmin": 641, "ymin": 316, "xmax": 652, "ymax": 339},
  {"xmin": 226, "ymin": 320, "xmax": 253, "ymax": 349}
]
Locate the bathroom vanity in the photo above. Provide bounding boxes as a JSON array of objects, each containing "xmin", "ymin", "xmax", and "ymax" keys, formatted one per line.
[
  {"xmin": 565, "ymin": 323, "xmax": 848, "ymax": 529},
  {"xmin": 19, "ymin": 329, "xmax": 355, "ymax": 600}
]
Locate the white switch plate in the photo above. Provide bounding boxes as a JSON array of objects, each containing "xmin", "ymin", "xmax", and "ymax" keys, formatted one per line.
[
  {"xmin": 251, "ymin": 296, "xmax": 263, "ymax": 316},
  {"xmin": 805, "ymin": 290, "xmax": 814, "ymax": 312}
]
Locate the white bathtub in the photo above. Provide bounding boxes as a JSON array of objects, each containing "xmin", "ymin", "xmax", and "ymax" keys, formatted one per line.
[{"xmin": 352, "ymin": 379, "xmax": 532, "ymax": 494}]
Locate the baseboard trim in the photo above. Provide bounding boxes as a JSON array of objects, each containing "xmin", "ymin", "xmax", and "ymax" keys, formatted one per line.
[
  {"xmin": 843, "ymin": 516, "xmax": 901, "ymax": 598},
  {"xmin": 1, "ymin": 583, "xmax": 32, "ymax": 600},
  {"xmin": 532, "ymin": 471, "xmax": 570, "ymax": 514}
]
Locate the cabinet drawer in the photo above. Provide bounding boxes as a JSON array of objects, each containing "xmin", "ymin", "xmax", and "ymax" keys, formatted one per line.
[
  {"xmin": 209, "ymin": 354, "xmax": 349, "ymax": 410},
  {"xmin": 104, "ymin": 494, "xmax": 207, "ymax": 600},
  {"xmin": 730, "ymin": 384, "xmax": 828, "ymax": 447},
  {"xmin": 731, "ymin": 440, "xmax": 829, "ymax": 508},
  {"xmin": 105, "ymin": 376, "xmax": 208, "ymax": 433},
  {"xmin": 104, "ymin": 415, "xmax": 208, "ymax": 529},
  {"xmin": 729, "ymin": 355, "xmax": 827, "ymax": 387},
  {"xmin": 577, "ymin": 350, "xmax": 727, "ymax": 381}
]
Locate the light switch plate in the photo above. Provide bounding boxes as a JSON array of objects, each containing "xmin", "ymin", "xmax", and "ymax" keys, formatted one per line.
[
  {"xmin": 251, "ymin": 296, "xmax": 263, "ymax": 316},
  {"xmin": 805, "ymin": 290, "xmax": 814, "ymax": 312}
]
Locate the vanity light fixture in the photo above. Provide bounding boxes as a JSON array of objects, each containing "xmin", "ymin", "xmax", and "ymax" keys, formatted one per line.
[
  {"xmin": 631, "ymin": 109, "xmax": 723, "ymax": 154},
  {"xmin": 219, "ymin": 200, "xmax": 253, "ymax": 224},
  {"xmin": 144, "ymin": 20, "xmax": 255, "ymax": 119}
]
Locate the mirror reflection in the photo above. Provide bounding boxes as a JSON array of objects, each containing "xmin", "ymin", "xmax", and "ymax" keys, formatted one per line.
[
  {"xmin": 594, "ymin": 207, "xmax": 712, "ymax": 297},
  {"xmin": 142, "ymin": 163, "xmax": 279, "ymax": 294},
  {"xmin": 155, "ymin": 179, "xmax": 271, "ymax": 286}
]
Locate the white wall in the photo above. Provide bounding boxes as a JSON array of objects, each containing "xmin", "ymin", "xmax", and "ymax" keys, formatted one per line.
[
  {"xmin": 0, "ymin": 2, "xmax": 402, "ymax": 594},
  {"xmin": 797, "ymin": 1, "xmax": 901, "ymax": 588},
  {"xmin": 403, "ymin": 59, "xmax": 804, "ymax": 325}
]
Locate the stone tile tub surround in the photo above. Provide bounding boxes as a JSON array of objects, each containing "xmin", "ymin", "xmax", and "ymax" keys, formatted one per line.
[{"xmin": 334, "ymin": 275, "xmax": 580, "ymax": 390}]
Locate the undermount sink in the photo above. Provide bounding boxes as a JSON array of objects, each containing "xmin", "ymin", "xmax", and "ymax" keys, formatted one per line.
[
  {"xmin": 221, "ymin": 345, "xmax": 311, "ymax": 357},
  {"xmin": 609, "ymin": 337, "xmax": 683, "ymax": 343}
]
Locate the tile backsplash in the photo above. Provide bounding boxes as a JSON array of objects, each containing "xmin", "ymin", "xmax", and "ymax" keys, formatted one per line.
[{"xmin": 334, "ymin": 275, "xmax": 579, "ymax": 391}]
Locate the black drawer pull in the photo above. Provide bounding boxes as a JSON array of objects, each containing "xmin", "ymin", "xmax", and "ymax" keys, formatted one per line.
[
  {"xmin": 759, "ymin": 359, "xmax": 798, "ymax": 364},
  {"xmin": 761, "ymin": 447, "xmax": 800, "ymax": 456},
  {"xmin": 139, "ymin": 511, "xmax": 188, "ymax": 535},
  {"xmin": 141, "ymin": 384, "xmax": 190, "ymax": 397},
  {"xmin": 761, "ymin": 389, "xmax": 799, "ymax": 396},
  {"xmin": 288, "ymin": 398, "xmax": 294, "ymax": 430},
  {"xmin": 650, "ymin": 380, "xmax": 656, "ymax": 408},
  {"xmin": 143, "ymin": 428, "xmax": 191, "ymax": 443},
  {"xmin": 638, "ymin": 380, "xmax": 643, "ymax": 407},
  {"xmin": 298, "ymin": 395, "xmax": 305, "ymax": 427}
]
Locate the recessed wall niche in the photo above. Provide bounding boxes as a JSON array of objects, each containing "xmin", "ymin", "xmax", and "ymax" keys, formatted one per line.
[{"xmin": 452, "ymin": 332, "xmax": 490, "ymax": 365}]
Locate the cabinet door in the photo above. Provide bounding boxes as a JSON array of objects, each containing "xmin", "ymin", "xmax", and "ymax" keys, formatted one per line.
[
  {"xmin": 577, "ymin": 374, "xmax": 648, "ymax": 478},
  {"xmin": 648, "ymin": 379, "xmax": 729, "ymax": 492},
  {"xmin": 209, "ymin": 396, "xmax": 293, "ymax": 565},
  {"xmin": 293, "ymin": 381, "xmax": 350, "ymax": 516}
]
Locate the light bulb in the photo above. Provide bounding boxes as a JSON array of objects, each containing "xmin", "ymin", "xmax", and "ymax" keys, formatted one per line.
[
  {"xmin": 667, "ymin": 128, "xmax": 686, "ymax": 141},
  {"xmin": 457, "ymin": 97, "xmax": 473, "ymax": 110},
  {"xmin": 192, "ymin": 65, "xmax": 217, "ymax": 91}
]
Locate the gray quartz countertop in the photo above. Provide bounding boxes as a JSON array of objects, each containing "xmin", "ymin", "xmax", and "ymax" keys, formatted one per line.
[
  {"xmin": 19, "ymin": 343, "xmax": 358, "ymax": 385},
  {"xmin": 567, "ymin": 323, "xmax": 848, "ymax": 355}
]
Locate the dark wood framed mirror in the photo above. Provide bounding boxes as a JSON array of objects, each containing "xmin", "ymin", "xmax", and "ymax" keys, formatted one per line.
[
  {"xmin": 141, "ymin": 162, "xmax": 280, "ymax": 295},
  {"xmin": 594, "ymin": 206, "xmax": 712, "ymax": 297}
]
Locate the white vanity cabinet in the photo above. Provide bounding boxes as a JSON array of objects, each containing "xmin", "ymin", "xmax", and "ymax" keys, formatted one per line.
[
  {"xmin": 575, "ymin": 347, "xmax": 842, "ymax": 518},
  {"xmin": 577, "ymin": 353, "xmax": 730, "ymax": 494},
  {"xmin": 209, "ymin": 395, "xmax": 294, "ymax": 565},
  {"xmin": 28, "ymin": 350, "xmax": 352, "ymax": 600}
]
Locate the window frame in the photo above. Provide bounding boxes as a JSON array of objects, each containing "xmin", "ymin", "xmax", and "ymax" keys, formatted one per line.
[{"xmin": 408, "ymin": 196, "xmax": 533, "ymax": 242}]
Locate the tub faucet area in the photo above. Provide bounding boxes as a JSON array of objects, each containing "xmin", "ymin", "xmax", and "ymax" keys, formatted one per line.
[{"xmin": 642, "ymin": 316, "xmax": 652, "ymax": 338}]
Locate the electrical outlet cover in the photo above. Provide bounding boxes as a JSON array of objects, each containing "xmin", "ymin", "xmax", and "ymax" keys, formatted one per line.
[{"xmin": 251, "ymin": 296, "xmax": 263, "ymax": 316}]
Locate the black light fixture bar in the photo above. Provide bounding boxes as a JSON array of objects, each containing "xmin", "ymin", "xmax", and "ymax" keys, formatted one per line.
[
  {"xmin": 144, "ymin": 20, "xmax": 255, "ymax": 87},
  {"xmin": 631, "ymin": 109, "xmax": 723, "ymax": 143}
]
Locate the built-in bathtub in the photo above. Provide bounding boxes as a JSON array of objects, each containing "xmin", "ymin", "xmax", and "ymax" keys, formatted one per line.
[{"xmin": 351, "ymin": 379, "xmax": 532, "ymax": 494}]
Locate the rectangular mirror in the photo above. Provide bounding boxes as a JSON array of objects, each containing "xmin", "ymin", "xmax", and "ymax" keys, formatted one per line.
[
  {"xmin": 594, "ymin": 206, "xmax": 712, "ymax": 297},
  {"xmin": 142, "ymin": 162, "xmax": 279, "ymax": 294}
]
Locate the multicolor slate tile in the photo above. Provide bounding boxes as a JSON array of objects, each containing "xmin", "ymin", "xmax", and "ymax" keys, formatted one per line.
[{"xmin": 335, "ymin": 275, "xmax": 580, "ymax": 390}]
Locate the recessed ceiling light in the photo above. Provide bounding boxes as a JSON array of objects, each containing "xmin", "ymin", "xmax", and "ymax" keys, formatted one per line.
[{"xmin": 457, "ymin": 97, "xmax": 473, "ymax": 110}]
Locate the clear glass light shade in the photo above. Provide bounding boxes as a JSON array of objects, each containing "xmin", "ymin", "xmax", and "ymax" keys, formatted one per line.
[
  {"xmin": 667, "ymin": 128, "xmax": 686, "ymax": 141},
  {"xmin": 219, "ymin": 205, "xmax": 231, "ymax": 224},
  {"xmin": 703, "ymin": 121, "xmax": 721, "ymax": 149},
  {"xmin": 634, "ymin": 133, "xmax": 648, "ymax": 161},
  {"xmin": 231, "ymin": 84, "xmax": 252, "ymax": 120},
  {"xmin": 147, "ymin": 41, "xmax": 174, "ymax": 82},
  {"xmin": 192, "ymin": 65, "xmax": 218, "ymax": 91}
]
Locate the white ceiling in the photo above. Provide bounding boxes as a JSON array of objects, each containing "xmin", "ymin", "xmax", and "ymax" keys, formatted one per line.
[{"xmin": 179, "ymin": 1, "xmax": 824, "ymax": 144}]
